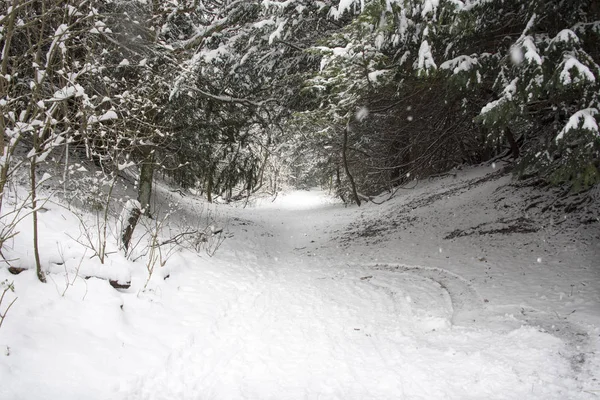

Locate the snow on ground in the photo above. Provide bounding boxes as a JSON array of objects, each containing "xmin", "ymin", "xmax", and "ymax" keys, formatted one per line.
[
  {"xmin": 245, "ymin": 189, "xmax": 341, "ymax": 210},
  {"xmin": 0, "ymin": 165, "xmax": 599, "ymax": 399}
]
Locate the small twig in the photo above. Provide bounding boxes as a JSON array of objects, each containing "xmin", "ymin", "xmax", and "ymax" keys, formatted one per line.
[
  {"xmin": 158, "ymin": 229, "xmax": 199, "ymax": 247},
  {"xmin": 169, "ymin": 188, "xmax": 187, "ymax": 197},
  {"xmin": 0, "ymin": 283, "xmax": 17, "ymax": 330}
]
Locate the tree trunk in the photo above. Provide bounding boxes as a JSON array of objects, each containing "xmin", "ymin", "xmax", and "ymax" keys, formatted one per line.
[
  {"xmin": 122, "ymin": 202, "xmax": 141, "ymax": 252},
  {"xmin": 504, "ymin": 127, "xmax": 520, "ymax": 159},
  {"xmin": 342, "ymin": 126, "xmax": 361, "ymax": 206},
  {"xmin": 30, "ymin": 137, "xmax": 45, "ymax": 283},
  {"xmin": 122, "ymin": 147, "xmax": 153, "ymax": 252},
  {"xmin": 206, "ymin": 172, "xmax": 213, "ymax": 203},
  {"xmin": 335, "ymin": 165, "xmax": 347, "ymax": 203},
  {"xmin": 256, "ymin": 151, "xmax": 269, "ymax": 191},
  {"xmin": 137, "ymin": 147, "xmax": 154, "ymax": 217},
  {"xmin": 0, "ymin": 162, "xmax": 9, "ymax": 215}
]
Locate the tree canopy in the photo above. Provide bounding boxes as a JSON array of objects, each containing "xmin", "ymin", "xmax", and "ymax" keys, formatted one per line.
[{"xmin": 1, "ymin": 0, "xmax": 598, "ymax": 207}]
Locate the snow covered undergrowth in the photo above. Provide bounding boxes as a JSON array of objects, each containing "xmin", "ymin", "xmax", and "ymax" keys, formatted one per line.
[{"xmin": 1, "ymin": 165, "xmax": 599, "ymax": 399}]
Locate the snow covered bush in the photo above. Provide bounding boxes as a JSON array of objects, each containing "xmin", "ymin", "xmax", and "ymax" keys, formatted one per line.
[{"xmin": 550, "ymin": 108, "xmax": 600, "ymax": 192}]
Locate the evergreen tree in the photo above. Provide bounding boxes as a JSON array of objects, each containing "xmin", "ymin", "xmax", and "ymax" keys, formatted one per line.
[
  {"xmin": 164, "ymin": 0, "xmax": 335, "ymax": 200},
  {"xmin": 294, "ymin": 0, "xmax": 600, "ymax": 199}
]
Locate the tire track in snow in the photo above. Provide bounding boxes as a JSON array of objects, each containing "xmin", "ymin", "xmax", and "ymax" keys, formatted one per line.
[
  {"xmin": 369, "ymin": 263, "xmax": 483, "ymax": 326},
  {"xmin": 368, "ymin": 263, "xmax": 594, "ymax": 377},
  {"xmin": 249, "ymin": 199, "xmax": 596, "ymax": 384}
]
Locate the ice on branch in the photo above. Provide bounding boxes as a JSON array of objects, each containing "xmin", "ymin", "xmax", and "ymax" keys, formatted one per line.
[
  {"xmin": 551, "ymin": 29, "xmax": 580, "ymax": 45},
  {"xmin": 558, "ymin": 56, "xmax": 596, "ymax": 85},
  {"xmin": 555, "ymin": 108, "xmax": 599, "ymax": 143},
  {"xmin": 440, "ymin": 55, "xmax": 478, "ymax": 75},
  {"xmin": 87, "ymin": 110, "xmax": 118, "ymax": 125},
  {"xmin": 480, "ymin": 78, "xmax": 518, "ymax": 116},
  {"xmin": 510, "ymin": 36, "xmax": 542, "ymax": 65},
  {"xmin": 416, "ymin": 40, "xmax": 437, "ymax": 74}
]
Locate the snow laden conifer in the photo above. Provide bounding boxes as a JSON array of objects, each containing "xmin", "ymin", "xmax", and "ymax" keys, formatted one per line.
[
  {"xmin": 164, "ymin": 0, "xmax": 332, "ymax": 201},
  {"xmin": 163, "ymin": 1, "xmax": 276, "ymax": 201},
  {"xmin": 472, "ymin": 0, "xmax": 600, "ymax": 191},
  {"xmin": 297, "ymin": 0, "xmax": 479, "ymax": 200},
  {"xmin": 293, "ymin": 0, "xmax": 600, "ymax": 199}
]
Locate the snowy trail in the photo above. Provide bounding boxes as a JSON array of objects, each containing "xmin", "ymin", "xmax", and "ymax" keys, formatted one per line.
[
  {"xmin": 1, "ymin": 175, "xmax": 596, "ymax": 399},
  {"xmin": 123, "ymin": 191, "xmax": 595, "ymax": 400}
]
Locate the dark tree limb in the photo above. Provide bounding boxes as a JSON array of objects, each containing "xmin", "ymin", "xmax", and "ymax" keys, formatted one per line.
[
  {"xmin": 342, "ymin": 126, "xmax": 361, "ymax": 206},
  {"xmin": 122, "ymin": 206, "xmax": 141, "ymax": 251},
  {"xmin": 504, "ymin": 127, "xmax": 520, "ymax": 159}
]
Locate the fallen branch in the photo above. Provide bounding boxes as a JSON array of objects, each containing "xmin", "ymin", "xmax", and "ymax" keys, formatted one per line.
[{"xmin": 158, "ymin": 229, "xmax": 200, "ymax": 247}]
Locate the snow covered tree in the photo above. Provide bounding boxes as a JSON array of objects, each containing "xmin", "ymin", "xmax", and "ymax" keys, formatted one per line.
[
  {"xmin": 296, "ymin": 0, "xmax": 488, "ymax": 200},
  {"xmin": 0, "ymin": 0, "xmax": 180, "ymax": 255},
  {"xmin": 80, "ymin": 0, "xmax": 177, "ymax": 216},
  {"xmin": 0, "ymin": 0, "xmax": 120, "ymax": 280},
  {"xmin": 293, "ymin": 0, "xmax": 600, "ymax": 199},
  {"xmin": 2, "ymin": 0, "xmax": 598, "ymax": 228},
  {"xmin": 163, "ymin": 0, "xmax": 335, "ymax": 200},
  {"xmin": 468, "ymin": 0, "xmax": 600, "ymax": 191}
]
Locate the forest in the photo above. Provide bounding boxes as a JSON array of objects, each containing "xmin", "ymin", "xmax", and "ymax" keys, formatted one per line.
[
  {"xmin": 1, "ymin": 0, "xmax": 598, "ymax": 219},
  {"xmin": 0, "ymin": 1, "xmax": 599, "ymax": 399}
]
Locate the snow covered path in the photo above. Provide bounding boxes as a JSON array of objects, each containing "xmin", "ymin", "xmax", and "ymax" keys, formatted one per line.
[
  {"xmin": 1, "ymin": 169, "xmax": 598, "ymax": 399},
  {"xmin": 124, "ymin": 189, "xmax": 597, "ymax": 399}
]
